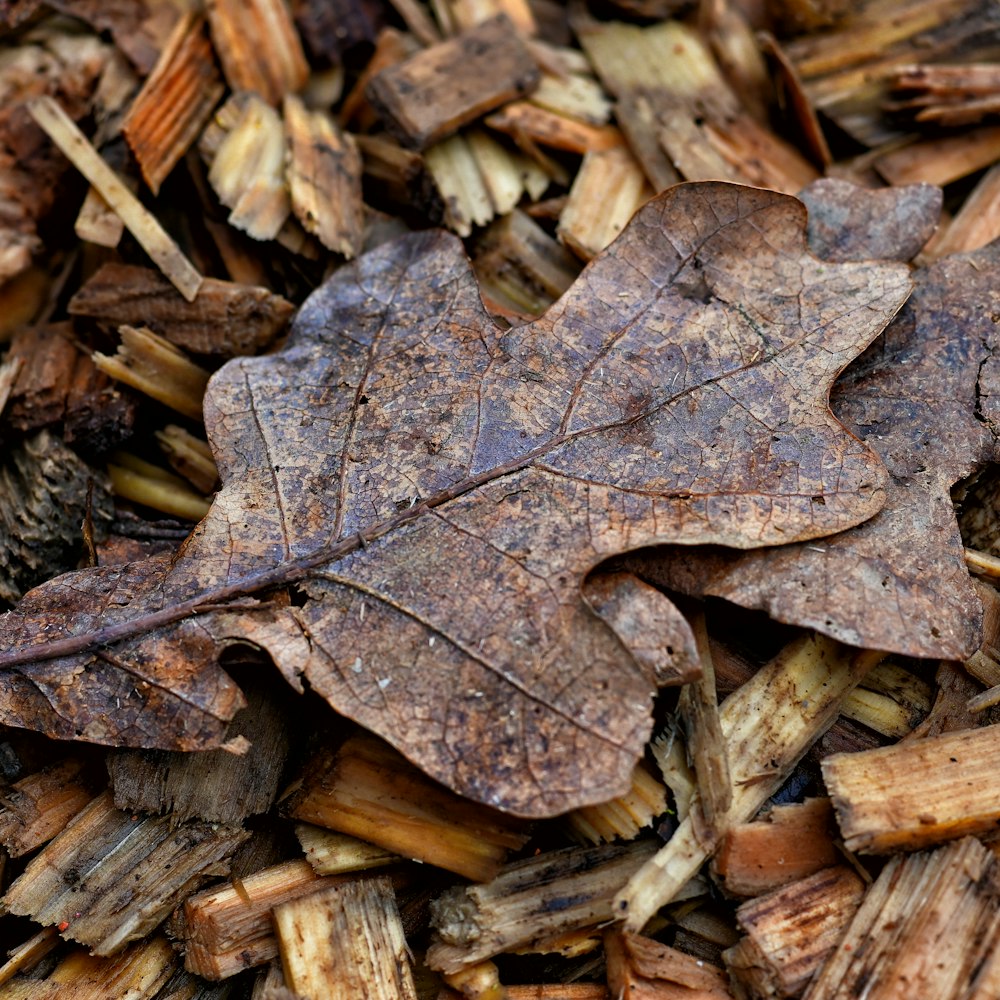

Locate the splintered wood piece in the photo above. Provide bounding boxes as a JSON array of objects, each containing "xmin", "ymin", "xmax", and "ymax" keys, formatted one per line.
[
  {"xmin": 122, "ymin": 11, "xmax": 224, "ymax": 194},
  {"xmin": 604, "ymin": 929, "xmax": 733, "ymax": 1000},
  {"xmin": 286, "ymin": 732, "xmax": 531, "ymax": 882},
  {"xmin": 616, "ymin": 636, "xmax": 882, "ymax": 931},
  {"xmin": 484, "ymin": 101, "xmax": 625, "ymax": 153},
  {"xmin": 465, "ymin": 128, "xmax": 543, "ymax": 217},
  {"xmin": 803, "ymin": 838, "xmax": 1000, "ymax": 1000},
  {"xmin": 0, "ymin": 928, "xmax": 59, "ymax": 989},
  {"xmin": 424, "ymin": 132, "xmax": 495, "ymax": 236},
  {"xmin": 108, "ymin": 676, "xmax": 289, "ymax": 824},
  {"xmin": 924, "ymin": 162, "xmax": 1000, "ymax": 259},
  {"xmin": 3, "ymin": 790, "xmax": 247, "ymax": 956},
  {"xmin": 366, "ymin": 14, "xmax": 540, "ymax": 149},
  {"xmin": 442, "ymin": 988, "xmax": 611, "ymax": 1000},
  {"xmin": 529, "ymin": 71, "xmax": 612, "ymax": 125},
  {"xmin": 274, "ymin": 877, "xmax": 418, "ymax": 1000},
  {"xmin": 178, "ymin": 860, "xmax": 401, "ymax": 980},
  {"xmin": 566, "ymin": 762, "xmax": 667, "ymax": 846},
  {"xmin": 888, "ymin": 63, "xmax": 1000, "ymax": 127},
  {"xmin": 650, "ymin": 722, "xmax": 696, "ymax": 823},
  {"xmin": 427, "ymin": 840, "xmax": 658, "ymax": 975},
  {"xmin": 0, "ymin": 757, "xmax": 99, "ymax": 857},
  {"xmin": 156, "ymin": 425, "xmax": 219, "ymax": 495},
  {"xmin": 557, "ymin": 145, "xmax": 649, "ymax": 260},
  {"xmin": 822, "ymin": 722, "xmax": 1000, "ymax": 854},
  {"xmin": 284, "ymin": 94, "xmax": 364, "ymax": 257},
  {"xmin": 472, "ymin": 208, "xmax": 580, "ymax": 320},
  {"xmin": 0, "ymin": 430, "xmax": 114, "ymax": 603},
  {"xmin": 715, "ymin": 798, "xmax": 839, "ymax": 897},
  {"xmin": 107, "ymin": 453, "xmax": 212, "ymax": 522},
  {"xmin": 0, "ymin": 935, "xmax": 179, "ymax": 999},
  {"xmin": 678, "ymin": 610, "xmax": 731, "ymax": 836},
  {"xmin": 94, "ymin": 325, "xmax": 210, "ymax": 422},
  {"xmin": 203, "ymin": 93, "xmax": 291, "ymax": 241},
  {"xmin": 69, "ymin": 262, "xmax": 293, "ymax": 357},
  {"xmin": 840, "ymin": 661, "xmax": 933, "ymax": 740},
  {"xmin": 875, "ymin": 126, "xmax": 1000, "ymax": 187},
  {"xmin": 724, "ymin": 866, "xmax": 865, "ymax": 998},
  {"xmin": 206, "ymin": 0, "xmax": 308, "ymax": 105},
  {"xmin": 27, "ymin": 96, "xmax": 202, "ymax": 301},
  {"xmin": 296, "ymin": 825, "xmax": 401, "ymax": 875}
]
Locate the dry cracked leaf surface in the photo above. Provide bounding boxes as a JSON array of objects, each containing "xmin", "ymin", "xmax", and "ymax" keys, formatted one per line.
[
  {"xmin": 628, "ymin": 181, "xmax": 1000, "ymax": 661},
  {"xmin": 0, "ymin": 182, "xmax": 912, "ymax": 815}
]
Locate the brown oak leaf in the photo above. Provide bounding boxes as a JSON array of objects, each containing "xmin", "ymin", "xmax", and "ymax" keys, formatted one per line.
[
  {"xmin": 626, "ymin": 182, "xmax": 1000, "ymax": 661},
  {"xmin": 0, "ymin": 183, "xmax": 911, "ymax": 815}
]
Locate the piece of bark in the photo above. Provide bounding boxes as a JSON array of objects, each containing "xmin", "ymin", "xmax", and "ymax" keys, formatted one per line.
[
  {"xmin": 0, "ymin": 757, "xmax": 101, "ymax": 857},
  {"xmin": 803, "ymin": 837, "xmax": 1000, "ymax": 1000},
  {"xmin": 122, "ymin": 11, "xmax": 224, "ymax": 195},
  {"xmin": 283, "ymin": 94, "xmax": 364, "ymax": 258},
  {"xmin": 605, "ymin": 929, "xmax": 733, "ymax": 1000},
  {"xmin": 108, "ymin": 676, "xmax": 290, "ymax": 824},
  {"xmin": 177, "ymin": 860, "xmax": 401, "ymax": 980},
  {"xmin": 566, "ymin": 762, "xmax": 667, "ymax": 845},
  {"xmin": 27, "ymin": 96, "xmax": 202, "ymax": 302},
  {"xmin": 615, "ymin": 637, "xmax": 882, "ymax": 931},
  {"xmin": 94, "ymin": 325, "xmax": 210, "ymax": 422},
  {"xmin": 206, "ymin": 0, "xmax": 308, "ymax": 105},
  {"xmin": 274, "ymin": 876, "xmax": 417, "ymax": 1000},
  {"xmin": 69, "ymin": 262, "xmax": 293, "ymax": 357},
  {"xmin": 285, "ymin": 732, "xmax": 531, "ymax": 882},
  {"xmin": 201, "ymin": 92, "xmax": 291, "ymax": 242},
  {"xmin": 296, "ymin": 824, "xmax": 400, "ymax": 875},
  {"xmin": 427, "ymin": 840, "xmax": 658, "ymax": 975},
  {"xmin": 472, "ymin": 208, "xmax": 580, "ymax": 321},
  {"xmin": 823, "ymin": 722, "xmax": 1000, "ymax": 854},
  {"xmin": 0, "ymin": 935, "xmax": 179, "ymax": 1000},
  {"xmin": 724, "ymin": 866, "xmax": 865, "ymax": 999},
  {"xmin": 715, "ymin": 798, "xmax": 839, "ymax": 897},
  {"xmin": 367, "ymin": 14, "xmax": 540, "ymax": 149},
  {"xmin": 3, "ymin": 790, "xmax": 247, "ymax": 956},
  {"xmin": 4, "ymin": 323, "xmax": 83, "ymax": 432},
  {"xmin": 0, "ymin": 430, "xmax": 113, "ymax": 604},
  {"xmin": 557, "ymin": 145, "xmax": 650, "ymax": 260}
]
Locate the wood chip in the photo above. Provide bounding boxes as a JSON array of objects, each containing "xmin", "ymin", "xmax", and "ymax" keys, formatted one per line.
[
  {"xmin": 69, "ymin": 262, "xmax": 293, "ymax": 357},
  {"xmin": 122, "ymin": 11, "xmax": 224, "ymax": 195},
  {"xmin": 823, "ymin": 721, "xmax": 1000, "ymax": 854},
  {"xmin": 4, "ymin": 790, "xmax": 248, "ymax": 956},
  {"xmin": 27, "ymin": 96, "xmax": 203, "ymax": 301},
  {"xmin": 366, "ymin": 14, "xmax": 540, "ymax": 149},
  {"xmin": 206, "ymin": 0, "xmax": 309, "ymax": 105},
  {"xmin": 274, "ymin": 877, "xmax": 418, "ymax": 1000},
  {"xmin": 284, "ymin": 94, "xmax": 364, "ymax": 257}
]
